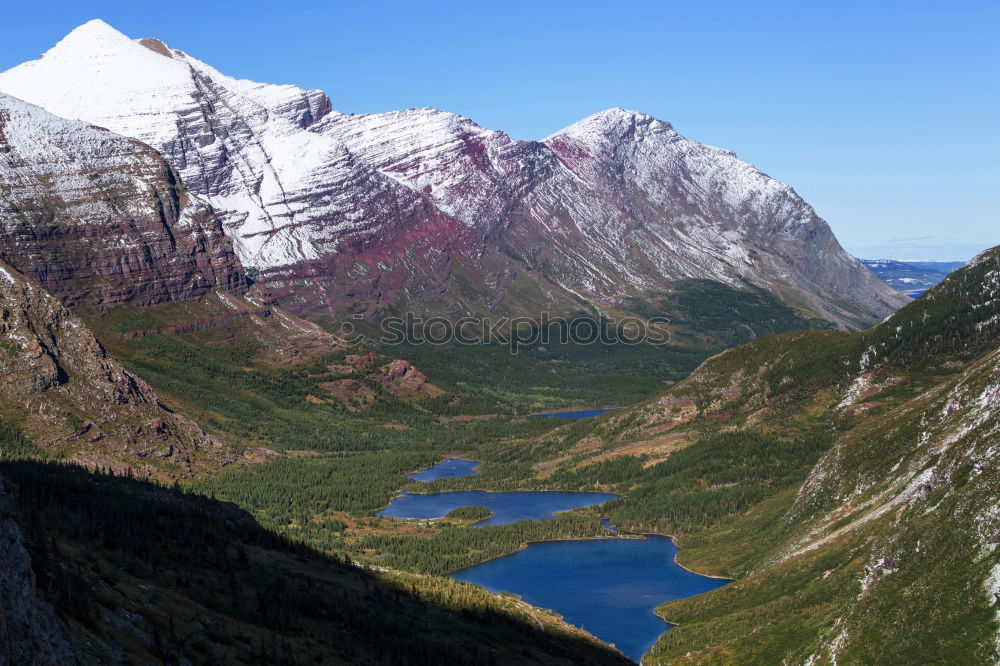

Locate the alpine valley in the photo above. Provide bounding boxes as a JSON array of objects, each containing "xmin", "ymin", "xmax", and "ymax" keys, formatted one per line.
[{"xmin": 0, "ymin": 18, "xmax": 995, "ymax": 666}]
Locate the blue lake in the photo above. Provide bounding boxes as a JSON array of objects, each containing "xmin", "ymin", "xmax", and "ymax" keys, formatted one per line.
[
  {"xmin": 452, "ymin": 535, "xmax": 728, "ymax": 661},
  {"xmin": 407, "ymin": 458, "xmax": 480, "ymax": 482},
  {"xmin": 534, "ymin": 408, "xmax": 613, "ymax": 419},
  {"xmin": 378, "ymin": 490, "xmax": 618, "ymax": 526}
]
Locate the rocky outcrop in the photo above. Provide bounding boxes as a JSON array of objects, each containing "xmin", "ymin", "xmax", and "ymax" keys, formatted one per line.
[
  {"xmin": 0, "ymin": 92, "xmax": 245, "ymax": 308},
  {"xmin": 0, "ymin": 259, "xmax": 233, "ymax": 476},
  {"xmin": 0, "ymin": 476, "xmax": 73, "ymax": 666},
  {"xmin": 375, "ymin": 359, "xmax": 444, "ymax": 396},
  {"xmin": 0, "ymin": 20, "xmax": 908, "ymax": 329}
]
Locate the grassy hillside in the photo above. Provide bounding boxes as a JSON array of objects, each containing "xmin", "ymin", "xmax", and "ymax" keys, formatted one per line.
[
  {"xmin": 49, "ymin": 281, "xmax": 822, "ymax": 572},
  {"xmin": 11, "ymin": 255, "xmax": 983, "ymax": 663},
  {"xmin": 648, "ymin": 340, "xmax": 1000, "ymax": 664},
  {"xmin": 500, "ymin": 247, "xmax": 1000, "ymax": 664}
]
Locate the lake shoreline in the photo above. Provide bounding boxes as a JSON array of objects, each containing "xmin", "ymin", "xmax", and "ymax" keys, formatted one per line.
[
  {"xmin": 450, "ymin": 532, "xmax": 729, "ymax": 661},
  {"xmin": 529, "ymin": 405, "xmax": 614, "ymax": 414},
  {"xmin": 371, "ymin": 458, "xmax": 482, "ymax": 514},
  {"xmin": 379, "ymin": 489, "xmax": 619, "ymax": 525},
  {"xmin": 403, "ymin": 456, "xmax": 482, "ymax": 478},
  {"xmin": 450, "ymin": 531, "xmax": 735, "ymax": 583},
  {"xmin": 669, "ymin": 553, "xmax": 735, "ymax": 581},
  {"xmin": 384, "ymin": 462, "xmax": 732, "ymax": 583},
  {"xmin": 390, "ymin": 487, "xmax": 621, "ymax": 497},
  {"xmin": 531, "ymin": 407, "xmax": 617, "ymax": 418},
  {"xmin": 376, "ymin": 455, "xmax": 731, "ymax": 662},
  {"xmin": 614, "ymin": 528, "xmax": 735, "ymax": 581},
  {"xmin": 446, "ymin": 532, "xmax": 648, "ymax": 575}
]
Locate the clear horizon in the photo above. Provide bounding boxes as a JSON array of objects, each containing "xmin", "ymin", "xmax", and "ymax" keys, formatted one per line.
[{"xmin": 2, "ymin": 1, "xmax": 996, "ymax": 261}]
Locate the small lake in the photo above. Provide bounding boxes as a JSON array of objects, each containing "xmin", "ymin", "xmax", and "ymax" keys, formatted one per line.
[
  {"xmin": 452, "ymin": 535, "xmax": 728, "ymax": 661},
  {"xmin": 534, "ymin": 408, "xmax": 613, "ymax": 419},
  {"xmin": 407, "ymin": 458, "xmax": 480, "ymax": 482},
  {"xmin": 378, "ymin": 490, "xmax": 618, "ymax": 526}
]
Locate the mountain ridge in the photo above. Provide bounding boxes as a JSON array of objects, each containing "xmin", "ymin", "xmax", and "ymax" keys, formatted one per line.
[
  {"xmin": 0, "ymin": 91, "xmax": 246, "ymax": 308},
  {"xmin": 0, "ymin": 19, "xmax": 908, "ymax": 329},
  {"xmin": 861, "ymin": 257, "xmax": 965, "ymax": 294},
  {"xmin": 0, "ymin": 257, "xmax": 237, "ymax": 477}
]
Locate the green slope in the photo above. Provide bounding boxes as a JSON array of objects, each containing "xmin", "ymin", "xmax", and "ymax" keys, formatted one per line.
[{"xmin": 524, "ymin": 247, "xmax": 1000, "ymax": 664}]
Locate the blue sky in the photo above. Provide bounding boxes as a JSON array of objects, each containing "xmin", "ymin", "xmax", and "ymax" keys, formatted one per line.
[{"xmin": 2, "ymin": 0, "xmax": 996, "ymax": 260}]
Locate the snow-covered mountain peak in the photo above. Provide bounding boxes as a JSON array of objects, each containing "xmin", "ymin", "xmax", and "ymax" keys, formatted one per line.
[
  {"xmin": 47, "ymin": 18, "xmax": 132, "ymax": 52},
  {"xmin": 0, "ymin": 21, "xmax": 344, "ymax": 267},
  {"xmin": 0, "ymin": 21, "xmax": 909, "ymax": 326},
  {"xmin": 3, "ymin": 21, "xmax": 198, "ymax": 144},
  {"xmin": 544, "ymin": 106, "xmax": 782, "ymax": 206},
  {"xmin": 3, "ymin": 21, "xmax": 332, "ymax": 142},
  {"xmin": 584, "ymin": 107, "xmax": 660, "ymax": 125},
  {"xmin": 40, "ymin": 19, "xmax": 177, "ymax": 76},
  {"xmin": 544, "ymin": 107, "xmax": 673, "ymax": 144}
]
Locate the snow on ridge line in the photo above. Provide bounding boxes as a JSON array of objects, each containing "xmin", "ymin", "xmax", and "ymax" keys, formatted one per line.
[
  {"xmin": 0, "ymin": 19, "xmax": 909, "ymax": 325},
  {"xmin": 0, "ymin": 20, "xmax": 354, "ymax": 268},
  {"xmin": 1, "ymin": 19, "xmax": 809, "ymax": 241},
  {"xmin": 2, "ymin": 18, "xmax": 802, "ymax": 227}
]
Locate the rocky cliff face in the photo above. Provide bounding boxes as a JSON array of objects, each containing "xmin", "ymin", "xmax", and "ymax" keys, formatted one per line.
[
  {"xmin": 0, "ymin": 92, "xmax": 245, "ymax": 308},
  {"xmin": 0, "ymin": 20, "xmax": 908, "ymax": 328},
  {"xmin": 0, "ymin": 259, "xmax": 233, "ymax": 477},
  {"xmin": 0, "ymin": 476, "xmax": 73, "ymax": 666}
]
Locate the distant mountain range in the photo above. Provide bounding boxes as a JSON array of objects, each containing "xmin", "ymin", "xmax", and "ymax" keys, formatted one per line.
[
  {"xmin": 0, "ymin": 19, "xmax": 906, "ymax": 330},
  {"xmin": 860, "ymin": 258, "xmax": 967, "ymax": 296}
]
